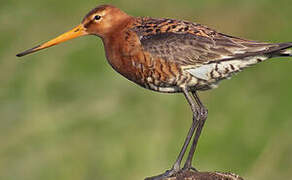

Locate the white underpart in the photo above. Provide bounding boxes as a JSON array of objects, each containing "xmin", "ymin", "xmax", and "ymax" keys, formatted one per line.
[
  {"xmin": 187, "ymin": 65, "xmax": 213, "ymax": 80},
  {"xmin": 148, "ymin": 83, "xmax": 177, "ymax": 92},
  {"xmin": 186, "ymin": 56, "xmax": 268, "ymax": 81},
  {"xmin": 282, "ymin": 49, "xmax": 292, "ymax": 54}
]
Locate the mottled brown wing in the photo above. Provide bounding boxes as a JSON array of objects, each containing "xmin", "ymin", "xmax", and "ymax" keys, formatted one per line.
[{"xmin": 139, "ymin": 32, "xmax": 291, "ymax": 66}]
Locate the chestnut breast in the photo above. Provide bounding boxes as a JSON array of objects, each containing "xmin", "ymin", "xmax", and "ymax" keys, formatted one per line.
[{"xmin": 102, "ymin": 27, "xmax": 150, "ymax": 87}]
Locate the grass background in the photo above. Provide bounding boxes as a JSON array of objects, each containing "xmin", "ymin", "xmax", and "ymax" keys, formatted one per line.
[{"xmin": 1, "ymin": 0, "xmax": 292, "ymax": 179}]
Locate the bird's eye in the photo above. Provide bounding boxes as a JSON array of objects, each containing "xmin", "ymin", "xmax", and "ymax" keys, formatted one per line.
[{"xmin": 94, "ymin": 15, "xmax": 101, "ymax": 21}]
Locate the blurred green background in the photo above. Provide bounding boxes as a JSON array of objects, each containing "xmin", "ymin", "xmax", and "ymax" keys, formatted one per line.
[{"xmin": 1, "ymin": 0, "xmax": 292, "ymax": 180}]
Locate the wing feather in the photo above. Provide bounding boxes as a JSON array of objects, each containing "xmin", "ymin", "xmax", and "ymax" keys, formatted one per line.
[
  {"xmin": 139, "ymin": 32, "xmax": 283, "ymax": 65},
  {"xmin": 131, "ymin": 17, "xmax": 291, "ymax": 65}
]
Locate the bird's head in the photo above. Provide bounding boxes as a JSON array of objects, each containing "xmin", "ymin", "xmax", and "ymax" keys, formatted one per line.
[{"xmin": 16, "ymin": 4, "xmax": 130, "ymax": 57}]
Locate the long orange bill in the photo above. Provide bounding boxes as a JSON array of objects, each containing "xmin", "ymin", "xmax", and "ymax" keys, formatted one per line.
[{"xmin": 16, "ymin": 24, "xmax": 87, "ymax": 57}]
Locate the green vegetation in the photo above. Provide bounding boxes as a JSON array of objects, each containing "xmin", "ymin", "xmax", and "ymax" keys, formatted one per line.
[{"xmin": 1, "ymin": 0, "xmax": 292, "ymax": 180}]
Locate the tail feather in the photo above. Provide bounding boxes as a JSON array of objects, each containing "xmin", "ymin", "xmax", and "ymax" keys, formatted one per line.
[
  {"xmin": 269, "ymin": 42, "xmax": 292, "ymax": 57},
  {"xmin": 278, "ymin": 49, "xmax": 292, "ymax": 57}
]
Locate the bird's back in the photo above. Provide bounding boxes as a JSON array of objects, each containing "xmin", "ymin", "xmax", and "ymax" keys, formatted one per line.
[{"xmin": 122, "ymin": 17, "xmax": 292, "ymax": 91}]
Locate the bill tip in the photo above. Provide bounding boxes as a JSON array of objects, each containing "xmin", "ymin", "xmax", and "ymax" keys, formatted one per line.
[
  {"xmin": 16, "ymin": 53, "xmax": 24, "ymax": 57},
  {"xmin": 16, "ymin": 45, "xmax": 41, "ymax": 58}
]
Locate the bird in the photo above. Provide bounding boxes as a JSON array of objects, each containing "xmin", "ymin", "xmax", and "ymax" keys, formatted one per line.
[{"xmin": 16, "ymin": 4, "xmax": 292, "ymax": 180}]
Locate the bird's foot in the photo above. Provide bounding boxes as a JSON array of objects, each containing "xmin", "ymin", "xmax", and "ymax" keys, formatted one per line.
[
  {"xmin": 144, "ymin": 168, "xmax": 178, "ymax": 180},
  {"xmin": 145, "ymin": 167, "xmax": 198, "ymax": 180}
]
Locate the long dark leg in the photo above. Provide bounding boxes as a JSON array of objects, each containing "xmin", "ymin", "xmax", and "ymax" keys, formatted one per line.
[
  {"xmin": 183, "ymin": 91, "xmax": 208, "ymax": 170},
  {"xmin": 171, "ymin": 89, "xmax": 200, "ymax": 171},
  {"xmin": 145, "ymin": 89, "xmax": 200, "ymax": 180}
]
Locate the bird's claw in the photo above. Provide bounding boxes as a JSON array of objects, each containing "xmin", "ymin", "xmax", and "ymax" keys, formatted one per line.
[
  {"xmin": 145, "ymin": 167, "xmax": 199, "ymax": 180},
  {"xmin": 144, "ymin": 169, "xmax": 177, "ymax": 180}
]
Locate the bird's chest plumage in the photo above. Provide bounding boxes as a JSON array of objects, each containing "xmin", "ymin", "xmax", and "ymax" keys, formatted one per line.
[
  {"xmin": 103, "ymin": 32, "xmax": 147, "ymax": 85},
  {"xmin": 103, "ymin": 32, "xmax": 190, "ymax": 92}
]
